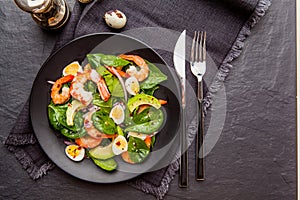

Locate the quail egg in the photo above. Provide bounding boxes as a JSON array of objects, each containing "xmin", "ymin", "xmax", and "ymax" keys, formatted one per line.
[
  {"xmin": 125, "ymin": 76, "xmax": 140, "ymax": 96},
  {"xmin": 65, "ymin": 144, "xmax": 85, "ymax": 162},
  {"xmin": 103, "ymin": 10, "xmax": 127, "ymax": 29},
  {"xmin": 112, "ymin": 135, "xmax": 128, "ymax": 155},
  {"xmin": 109, "ymin": 104, "xmax": 125, "ymax": 124},
  {"xmin": 62, "ymin": 61, "xmax": 83, "ymax": 76}
]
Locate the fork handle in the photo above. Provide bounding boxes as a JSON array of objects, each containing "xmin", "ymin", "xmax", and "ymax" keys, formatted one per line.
[{"xmin": 196, "ymin": 81, "xmax": 204, "ymax": 180}]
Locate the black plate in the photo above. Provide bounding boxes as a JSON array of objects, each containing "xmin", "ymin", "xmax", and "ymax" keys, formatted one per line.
[{"xmin": 30, "ymin": 33, "xmax": 181, "ymax": 183}]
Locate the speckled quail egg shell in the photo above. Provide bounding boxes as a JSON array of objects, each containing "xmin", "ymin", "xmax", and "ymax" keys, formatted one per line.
[
  {"xmin": 109, "ymin": 104, "xmax": 125, "ymax": 124},
  {"xmin": 112, "ymin": 135, "xmax": 128, "ymax": 155},
  {"xmin": 125, "ymin": 76, "xmax": 140, "ymax": 96},
  {"xmin": 104, "ymin": 10, "xmax": 127, "ymax": 29},
  {"xmin": 65, "ymin": 144, "xmax": 85, "ymax": 162}
]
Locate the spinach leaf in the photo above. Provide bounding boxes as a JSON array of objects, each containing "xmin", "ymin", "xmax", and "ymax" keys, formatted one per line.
[
  {"xmin": 123, "ymin": 106, "xmax": 134, "ymax": 127},
  {"xmin": 87, "ymin": 54, "xmax": 102, "ymax": 69},
  {"xmin": 48, "ymin": 102, "xmax": 68, "ymax": 129},
  {"xmin": 87, "ymin": 53, "xmax": 130, "ymax": 68},
  {"xmin": 93, "ymin": 93, "xmax": 112, "ymax": 108},
  {"xmin": 151, "ymin": 136, "xmax": 156, "ymax": 148},
  {"xmin": 92, "ymin": 109, "xmax": 116, "ymax": 135},
  {"xmin": 140, "ymin": 62, "xmax": 167, "ymax": 89},
  {"xmin": 125, "ymin": 108, "xmax": 164, "ymax": 134},
  {"xmin": 127, "ymin": 136, "xmax": 150, "ymax": 163},
  {"xmin": 73, "ymin": 112, "xmax": 84, "ymax": 130},
  {"xmin": 60, "ymin": 128, "xmax": 86, "ymax": 139},
  {"xmin": 84, "ymin": 81, "xmax": 97, "ymax": 94},
  {"xmin": 96, "ymin": 65, "xmax": 111, "ymax": 77},
  {"xmin": 101, "ymin": 54, "xmax": 130, "ymax": 67},
  {"xmin": 110, "ymin": 77, "xmax": 124, "ymax": 97},
  {"xmin": 48, "ymin": 102, "xmax": 86, "ymax": 139},
  {"xmin": 48, "ymin": 104, "xmax": 63, "ymax": 131},
  {"xmin": 142, "ymin": 85, "xmax": 159, "ymax": 96},
  {"xmin": 132, "ymin": 107, "xmax": 151, "ymax": 124}
]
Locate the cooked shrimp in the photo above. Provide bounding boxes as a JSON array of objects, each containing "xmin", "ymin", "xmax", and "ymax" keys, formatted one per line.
[
  {"xmin": 51, "ymin": 75, "xmax": 74, "ymax": 104},
  {"xmin": 119, "ymin": 54, "xmax": 149, "ymax": 82},
  {"xmin": 75, "ymin": 135, "xmax": 102, "ymax": 149},
  {"xmin": 70, "ymin": 72, "xmax": 91, "ymax": 105},
  {"xmin": 97, "ymin": 76, "xmax": 111, "ymax": 101},
  {"xmin": 90, "ymin": 69, "xmax": 110, "ymax": 101},
  {"xmin": 70, "ymin": 69, "xmax": 110, "ymax": 105}
]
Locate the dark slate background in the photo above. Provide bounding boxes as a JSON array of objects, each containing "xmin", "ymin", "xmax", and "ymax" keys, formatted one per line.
[{"xmin": 0, "ymin": 0, "xmax": 296, "ymax": 199}]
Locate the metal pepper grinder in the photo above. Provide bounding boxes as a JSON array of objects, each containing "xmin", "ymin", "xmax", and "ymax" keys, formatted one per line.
[{"xmin": 14, "ymin": 0, "xmax": 70, "ymax": 30}]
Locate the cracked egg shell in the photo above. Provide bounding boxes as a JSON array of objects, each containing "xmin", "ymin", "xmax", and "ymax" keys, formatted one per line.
[{"xmin": 104, "ymin": 10, "xmax": 127, "ymax": 29}]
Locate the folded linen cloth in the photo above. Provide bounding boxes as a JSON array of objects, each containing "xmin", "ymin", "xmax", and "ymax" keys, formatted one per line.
[{"xmin": 5, "ymin": 0, "xmax": 271, "ymax": 199}]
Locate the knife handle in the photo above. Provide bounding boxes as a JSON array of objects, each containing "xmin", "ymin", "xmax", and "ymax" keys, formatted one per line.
[
  {"xmin": 196, "ymin": 81, "xmax": 204, "ymax": 180},
  {"xmin": 179, "ymin": 108, "xmax": 188, "ymax": 187}
]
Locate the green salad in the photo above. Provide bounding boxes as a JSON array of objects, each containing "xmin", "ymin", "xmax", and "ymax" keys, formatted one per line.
[{"xmin": 48, "ymin": 53, "xmax": 167, "ymax": 171}]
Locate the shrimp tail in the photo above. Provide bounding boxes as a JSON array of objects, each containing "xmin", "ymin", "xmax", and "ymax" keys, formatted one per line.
[
  {"xmin": 106, "ymin": 65, "xmax": 130, "ymax": 78},
  {"xmin": 97, "ymin": 77, "xmax": 110, "ymax": 102}
]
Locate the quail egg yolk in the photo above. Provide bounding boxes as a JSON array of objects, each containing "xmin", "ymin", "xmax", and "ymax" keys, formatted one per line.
[
  {"xmin": 109, "ymin": 104, "xmax": 125, "ymax": 124},
  {"xmin": 129, "ymin": 82, "xmax": 139, "ymax": 94},
  {"xmin": 125, "ymin": 76, "xmax": 140, "ymax": 96},
  {"xmin": 63, "ymin": 61, "xmax": 82, "ymax": 76}
]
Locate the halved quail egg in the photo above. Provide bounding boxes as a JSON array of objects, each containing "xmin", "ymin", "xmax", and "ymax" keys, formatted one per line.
[
  {"xmin": 112, "ymin": 135, "xmax": 128, "ymax": 155},
  {"xmin": 125, "ymin": 76, "xmax": 140, "ymax": 96},
  {"xmin": 109, "ymin": 104, "xmax": 125, "ymax": 124},
  {"xmin": 65, "ymin": 144, "xmax": 85, "ymax": 162},
  {"xmin": 103, "ymin": 10, "xmax": 127, "ymax": 29},
  {"xmin": 62, "ymin": 61, "xmax": 83, "ymax": 76}
]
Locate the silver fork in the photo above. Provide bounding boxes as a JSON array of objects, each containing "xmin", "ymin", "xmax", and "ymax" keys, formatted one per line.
[{"xmin": 190, "ymin": 31, "xmax": 206, "ymax": 180}]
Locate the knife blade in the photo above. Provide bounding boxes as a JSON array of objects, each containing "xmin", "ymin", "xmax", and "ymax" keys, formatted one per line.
[{"xmin": 173, "ymin": 30, "xmax": 188, "ymax": 187}]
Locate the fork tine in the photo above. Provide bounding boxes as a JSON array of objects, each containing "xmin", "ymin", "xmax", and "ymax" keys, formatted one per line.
[
  {"xmin": 191, "ymin": 31, "xmax": 196, "ymax": 63},
  {"xmin": 199, "ymin": 31, "xmax": 203, "ymax": 62},
  {"xmin": 201, "ymin": 31, "xmax": 206, "ymax": 62},
  {"xmin": 195, "ymin": 31, "xmax": 200, "ymax": 62}
]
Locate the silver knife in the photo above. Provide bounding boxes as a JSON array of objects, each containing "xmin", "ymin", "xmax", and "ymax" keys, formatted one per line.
[{"xmin": 173, "ymin": 30, "xmax": 188, "ymax": 187}]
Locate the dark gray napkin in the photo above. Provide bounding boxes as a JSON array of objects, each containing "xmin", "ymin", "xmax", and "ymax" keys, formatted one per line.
[{"xmin": 5, "ymin": 0, "xmax": 271, "ymax": 199}]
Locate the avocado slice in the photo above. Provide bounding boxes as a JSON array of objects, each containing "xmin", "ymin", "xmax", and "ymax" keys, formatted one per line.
[
  {"xmin": 66, "ymin": 100, "xmax": 85, "ymax": 126},
  {"xmin": 127, "ymin": 94, "xmax": 161, "ymax": 113},
  {"xmin": 91, "ymin": 158, "xmax": 117, "ymax": 171},
  {"xmin": 88, "ymin": 142, "xmax": 115, "ymax": 160}
]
